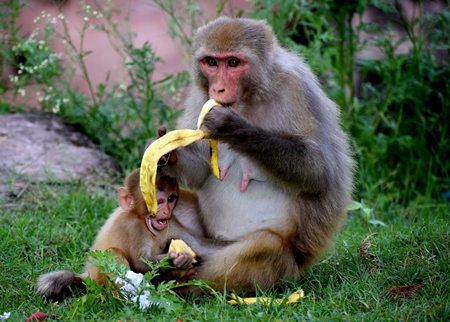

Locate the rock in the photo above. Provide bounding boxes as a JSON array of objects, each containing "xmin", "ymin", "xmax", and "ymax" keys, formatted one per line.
[{"xmin": 0, "ymin": 112, "xmax": 120, "ymax": 196}]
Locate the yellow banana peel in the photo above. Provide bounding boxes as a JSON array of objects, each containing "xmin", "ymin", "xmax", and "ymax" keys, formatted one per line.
[
  {"xmin": 197, "ymin": 99, "xmax": 222, "ymax": 180},
  {"xmin": 140, "ymin": 99, "xmax": 222, "ymax": 216},
  {"xmin": 227, "ymin": 289, "xmax": 304, "ymax": 305},
  {"xmin": 208, "ymin": 138, "xmax": 220, "ymax": 179},
  {"xmin": 140, "ymin": 129, "xmax": 204, "ymax": 216}
]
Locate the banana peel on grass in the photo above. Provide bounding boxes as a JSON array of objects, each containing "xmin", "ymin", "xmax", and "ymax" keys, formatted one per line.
[{"xmin": 227, "ymin": 289, "xmax": 304, "ymax": 305}]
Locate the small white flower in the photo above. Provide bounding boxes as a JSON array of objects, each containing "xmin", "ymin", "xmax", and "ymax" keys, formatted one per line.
[
  {"xmin": 58, "ymin": 13, "xmax": 65, "ymax": 20},
  {"xmin": 84, "ymin": 16, "xmax": 89, "ymax": 22}
]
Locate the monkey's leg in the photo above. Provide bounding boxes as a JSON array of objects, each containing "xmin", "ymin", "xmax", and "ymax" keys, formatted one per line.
[{"xmin": 187, "ymin": 229, "xmax": 300, "ymax": 295}]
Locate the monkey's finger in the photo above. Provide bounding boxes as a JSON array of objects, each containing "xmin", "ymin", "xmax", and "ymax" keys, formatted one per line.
[
  {"xmin": 157, "ymin": 126, "xmax": 167, "ymax": 137},
  {"xmin": 140, "ymin": 129, "xmax": 205, "ymax": 215},
  {"xmin": 172, "ymin": 252, "xmax": 194, "ymax": 270}
]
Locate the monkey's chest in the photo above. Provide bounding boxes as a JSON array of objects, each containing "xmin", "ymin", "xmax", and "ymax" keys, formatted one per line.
[{"xmin": 198, "ymin": 171, "xmax": 291, "ymax": 240}]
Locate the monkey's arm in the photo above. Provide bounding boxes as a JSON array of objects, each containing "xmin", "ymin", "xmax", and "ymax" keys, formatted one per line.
[
  {"xmin": 203, "ymin": 107, "xmax": 329, "ymax": 193},
  {"xmin": 168, "ymin": 218, "xmax": 232, "ymax": 260}
]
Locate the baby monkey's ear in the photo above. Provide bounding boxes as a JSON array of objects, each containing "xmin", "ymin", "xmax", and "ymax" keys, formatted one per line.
[{"xmin": 118, "ymin": 187, "xmax": 133, "ymax": 211}]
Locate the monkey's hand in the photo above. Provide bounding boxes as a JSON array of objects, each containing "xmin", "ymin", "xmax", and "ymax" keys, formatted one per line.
[
  {"xmin": 202, "ymin": 106, "xmax": 247, "ymax": 140},
  {"xmin": 170, "ymin": 252, "xmax": 194, "ymax": 271}
]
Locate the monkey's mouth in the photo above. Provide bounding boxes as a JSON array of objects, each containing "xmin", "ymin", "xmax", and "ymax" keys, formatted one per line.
[
  {"xmin": 146, "ymin": 215, "xmax": 169, "ymax": 235},
  {"xmin": 222, "ymin": 103, "xmax": 235, "ymax": 109}
]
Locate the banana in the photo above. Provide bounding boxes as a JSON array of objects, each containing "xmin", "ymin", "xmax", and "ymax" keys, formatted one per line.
[
  {"xmin": 140, "ymin": 99, "xmax": 221, "ymax": 215},
  {"xmin": 140, "ymin": 129, "xmax": 204, "ymax": 216},
  {"xmin": 168, "ymin": 239, "xmax": 197, "ymax": 277},
  {"xmin": 209, "ymin": 138, "xmax": 220, "ymax": 179},
  {"xmin": 197, "ymin": 98, "xmax": 222, "ymax": 129},
  {"xmin": 168, "ymin": 239, "xmax": 197, "ymax": 264},
  {"xmin": 197, "ymin": 99, "xmax": 222, "ymax": 179},
  {"xmin": 227, "ymin": 289, "xmax": 304, "ymax": 306}
]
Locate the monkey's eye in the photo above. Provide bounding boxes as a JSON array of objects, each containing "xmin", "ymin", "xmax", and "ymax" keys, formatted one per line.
[
  {"xmin": 205, "ymin": 57, "xmax": 217, "ymax": 67},
  {"xmin": 228, "ymin": 58, "xmax": 240, "ymax": 67},
  {"xmin": 168, "ymin": 195, "xmax": 177, "ymax": 203}
]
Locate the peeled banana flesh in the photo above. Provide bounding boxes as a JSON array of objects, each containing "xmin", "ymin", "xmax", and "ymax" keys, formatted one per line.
[
  {"xmin": 168, "ymin": 239, "xmax": 197, "ymax": 277},
  {"xmin": 168, "ymin": 239, "xmax": 197, "ymax": 264}
]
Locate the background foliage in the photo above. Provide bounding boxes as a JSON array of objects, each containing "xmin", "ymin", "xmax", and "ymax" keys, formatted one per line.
[
  {"xmin": 250, "ymin": 0, "xmax": 449, "ymax": 206},
  {"xmin": 1, "ymin": 0, "xmax": 448, "ymax": 205}
]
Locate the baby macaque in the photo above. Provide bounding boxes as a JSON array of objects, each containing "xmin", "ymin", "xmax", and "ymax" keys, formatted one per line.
[{"xmin": 36, "ymin": 169, "xmax": 210, "ymax": 299}]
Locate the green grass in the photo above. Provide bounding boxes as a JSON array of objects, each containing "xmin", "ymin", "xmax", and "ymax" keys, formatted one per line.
[{"xmin": 1, "ymin": 173, "xmax": 448, "ymax": 321}]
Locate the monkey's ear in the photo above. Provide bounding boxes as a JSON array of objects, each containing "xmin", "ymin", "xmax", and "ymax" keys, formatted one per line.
[{"xmin": 118, "ymin": 187, "xmax": 133, "ymax": 211}]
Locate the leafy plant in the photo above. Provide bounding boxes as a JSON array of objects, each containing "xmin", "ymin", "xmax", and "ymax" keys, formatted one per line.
[
  {"xmin": 251, "ymin": 0, "xmax": 450, "ymax": 206},
  {"xmin": 0, "ymin": 0, "xmax": 188, "ymax": 172},
  {"xmin": 73, "ymin": 249, "xmax": 214, "ymax": 315}
]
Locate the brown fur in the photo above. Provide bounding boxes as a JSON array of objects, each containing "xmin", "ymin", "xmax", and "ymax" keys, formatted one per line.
[{"xmin": 159, "ymin": 17, "xmax": 355, "ymax": 294}]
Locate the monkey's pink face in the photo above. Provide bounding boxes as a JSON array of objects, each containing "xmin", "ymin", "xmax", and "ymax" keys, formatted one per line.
[
  {"xmin": 200, "ymin": 52, "xmax": 249, "ymax": 107},
  {"xmin": 146, "ymin": 190, "xmax": 178, "ymax": 235}
]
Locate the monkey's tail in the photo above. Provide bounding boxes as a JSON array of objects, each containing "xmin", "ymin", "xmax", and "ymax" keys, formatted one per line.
[{"xmin": 36, "ymin": 270, "xmax": 86, "ymax": 300}]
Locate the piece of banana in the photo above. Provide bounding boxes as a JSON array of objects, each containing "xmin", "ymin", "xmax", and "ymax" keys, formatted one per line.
[
  {"xmin": 168, "ymin": 239, "xmax": 198, "ymax": 277},
  {"xmin": 227, "ymin": 289, "xmax": 304, "ymax": 305},
  {"xmin": 197, "ymin": 99, "xmax": 222, "ymax": 179},
  {"xmin": 140, "ymin": 129, "xmax": 204, "ymax": 216},
  {"xmin": 168, "ymin": 239, "xmax": 198, "ymax": 264}
]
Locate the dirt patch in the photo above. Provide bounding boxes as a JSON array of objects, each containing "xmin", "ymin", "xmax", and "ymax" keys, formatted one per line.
[{"xmin": 0, "ymin": 112, "xmax": 120, "ymax": 196}]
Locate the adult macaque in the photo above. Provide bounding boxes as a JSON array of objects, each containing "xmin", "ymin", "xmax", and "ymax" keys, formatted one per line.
[
  {"xmin": 36, "ymin": 169, "xmax": 224, "ymax": 299},
  {"xmin": 157, "ymin": 17, "xmax": 355, "ymax": 293}
]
